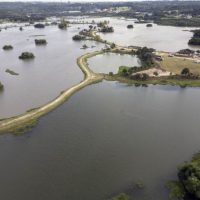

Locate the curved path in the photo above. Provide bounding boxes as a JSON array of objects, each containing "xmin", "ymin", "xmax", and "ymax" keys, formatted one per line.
[{"xmin": 0, "ymin": 51, "xmax": 104, "ymax": 134}]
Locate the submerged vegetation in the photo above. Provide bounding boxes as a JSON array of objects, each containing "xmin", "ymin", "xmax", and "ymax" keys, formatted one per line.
[
  {"xmin": 3, "ymin": 45, "xmax": 13, "ymax": 50},
  {"xmin": 19, "ymin": 52, "xmax": 35, "ymax": 60},
  {"xmin": 5, "ymin": 69, "xmax": 19, "ymax": 76}
]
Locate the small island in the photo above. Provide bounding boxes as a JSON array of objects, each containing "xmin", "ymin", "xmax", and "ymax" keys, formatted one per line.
[
  {"xmin": 127, "ymin": 24, "xmax": 134, "ymax": 29},
  {"xmin": 3, "ymin": 45, "xmax": 13, "ymax": 50},
  {"xmin": 35, "ymin": 39, "xmax": 47, "ymax": 45},
  {"xmin": 5, "ymin": 69, "xmax": 19, "ymax": 76},
  {"xmin": 146, "ymin": 23, "xmax": 153, "ymax": 27},
  {"xmin": 19, "ymin": 52, "xmax": 35, "ymax": 60},
  {"xmin": 34, "ymin": 23, "xmax": 45, "ymax": 28},
  {"xmin": 72, "ymin": 34, "xmax": 86, "ymax": 41},
  {"xmin": 99, "ymin": 26, "xmax": 114, "ymax": 33}
]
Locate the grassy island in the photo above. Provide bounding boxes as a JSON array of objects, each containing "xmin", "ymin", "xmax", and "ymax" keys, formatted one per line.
[
  {"xmin": 35, "ymin": 39, "xmax": 47, "ymax": 45},
  {"xmin": 5, "ymin": 69, "xmax": 19, "ymax": 76},
  {"xmin": 34, "ymin": 23, "xmax": 45, "ymax": 28},
  {"xmin": 3, "ymin": 45, "xmax": 13, "ymax": 50},
  {"xmin": 127, "ymin": 24, "xmax": 134, "ymax": 29},
  {"xmin": 19, "ymin": 52, "xmax": 35, "ymax": 60}
]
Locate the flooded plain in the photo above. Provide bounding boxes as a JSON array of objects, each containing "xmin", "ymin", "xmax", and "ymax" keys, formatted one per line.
[{"xmin": 0, "ymin": 17, "xmax": 200, "ymax": 200}]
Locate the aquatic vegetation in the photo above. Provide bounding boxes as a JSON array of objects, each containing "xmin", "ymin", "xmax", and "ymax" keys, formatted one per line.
[{"xmin": 5, "ymin": 69, "xmax": 19, "ymax": 76}]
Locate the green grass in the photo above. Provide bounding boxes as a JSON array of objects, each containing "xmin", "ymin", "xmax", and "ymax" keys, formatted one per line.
[{"xmin": 160, "ymin": 56, "xmax": 200, "ymax": 75}]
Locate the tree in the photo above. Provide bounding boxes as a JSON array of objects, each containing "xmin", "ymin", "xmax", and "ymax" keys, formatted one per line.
[
  {"xmin": 181, "ymin": 68, "xmax": 190, "ymax": 76},
  {"xmin": 111, "ymin": 43, "xmax": 116, "ymax": 49}
]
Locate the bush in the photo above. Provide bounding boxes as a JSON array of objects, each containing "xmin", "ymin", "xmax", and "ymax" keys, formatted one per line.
[
  {"xmin": 3, "ymin": 45, "xmax": 13, "ymax": 50},
  {"xmin": 19, "ymin": 52, "xmax": 35, "ymax": 60},
  {"xmin": 181, "ymin": 68, "xmax": 190, "ymax": 76}
]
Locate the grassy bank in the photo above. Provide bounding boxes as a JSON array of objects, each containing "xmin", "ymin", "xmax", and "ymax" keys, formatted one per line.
[{"xmin": 104, "ymin": 74, "xmax": 200, "ymax": 87}]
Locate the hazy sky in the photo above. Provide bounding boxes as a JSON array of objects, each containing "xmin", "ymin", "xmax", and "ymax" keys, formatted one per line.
[{"xmin": 0, "ymin": 0, "xmax": 147, "ymax": 2}]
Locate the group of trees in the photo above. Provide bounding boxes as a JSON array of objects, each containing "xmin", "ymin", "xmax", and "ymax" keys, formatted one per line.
[
  {"xmin": 181, "ymin": 68, "xmax": 199, "ymax": 79},
  {"xmin": 118, "ymin": 66, "xmax": 150, "ymax": 81},
  {"xmin": 136, "ymin": 47, "xmax": 155, "ymax": 67},
  {"xmin": 188, "ymin": 30, "xmax": 200, "ymax": 45}
]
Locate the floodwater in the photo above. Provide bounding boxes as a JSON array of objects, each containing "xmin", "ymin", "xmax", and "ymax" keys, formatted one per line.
[
  {"xmin": 0, "ymin": 24, "xmax": 104, "ymax": 118},
  {"xmin": 0, "ymin": 18, "xmax": 200, "ymax": 200},
  {"xmin": 96, "ymin": 17, "xmax": 198, "ymax": 52},
  {"xmin": 0, "ymin": 82, "xmax": 200, "ymax": 200},
  {"xmin": 88, "ymin": 52, "xmax": 141, "ymax": 74}
]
